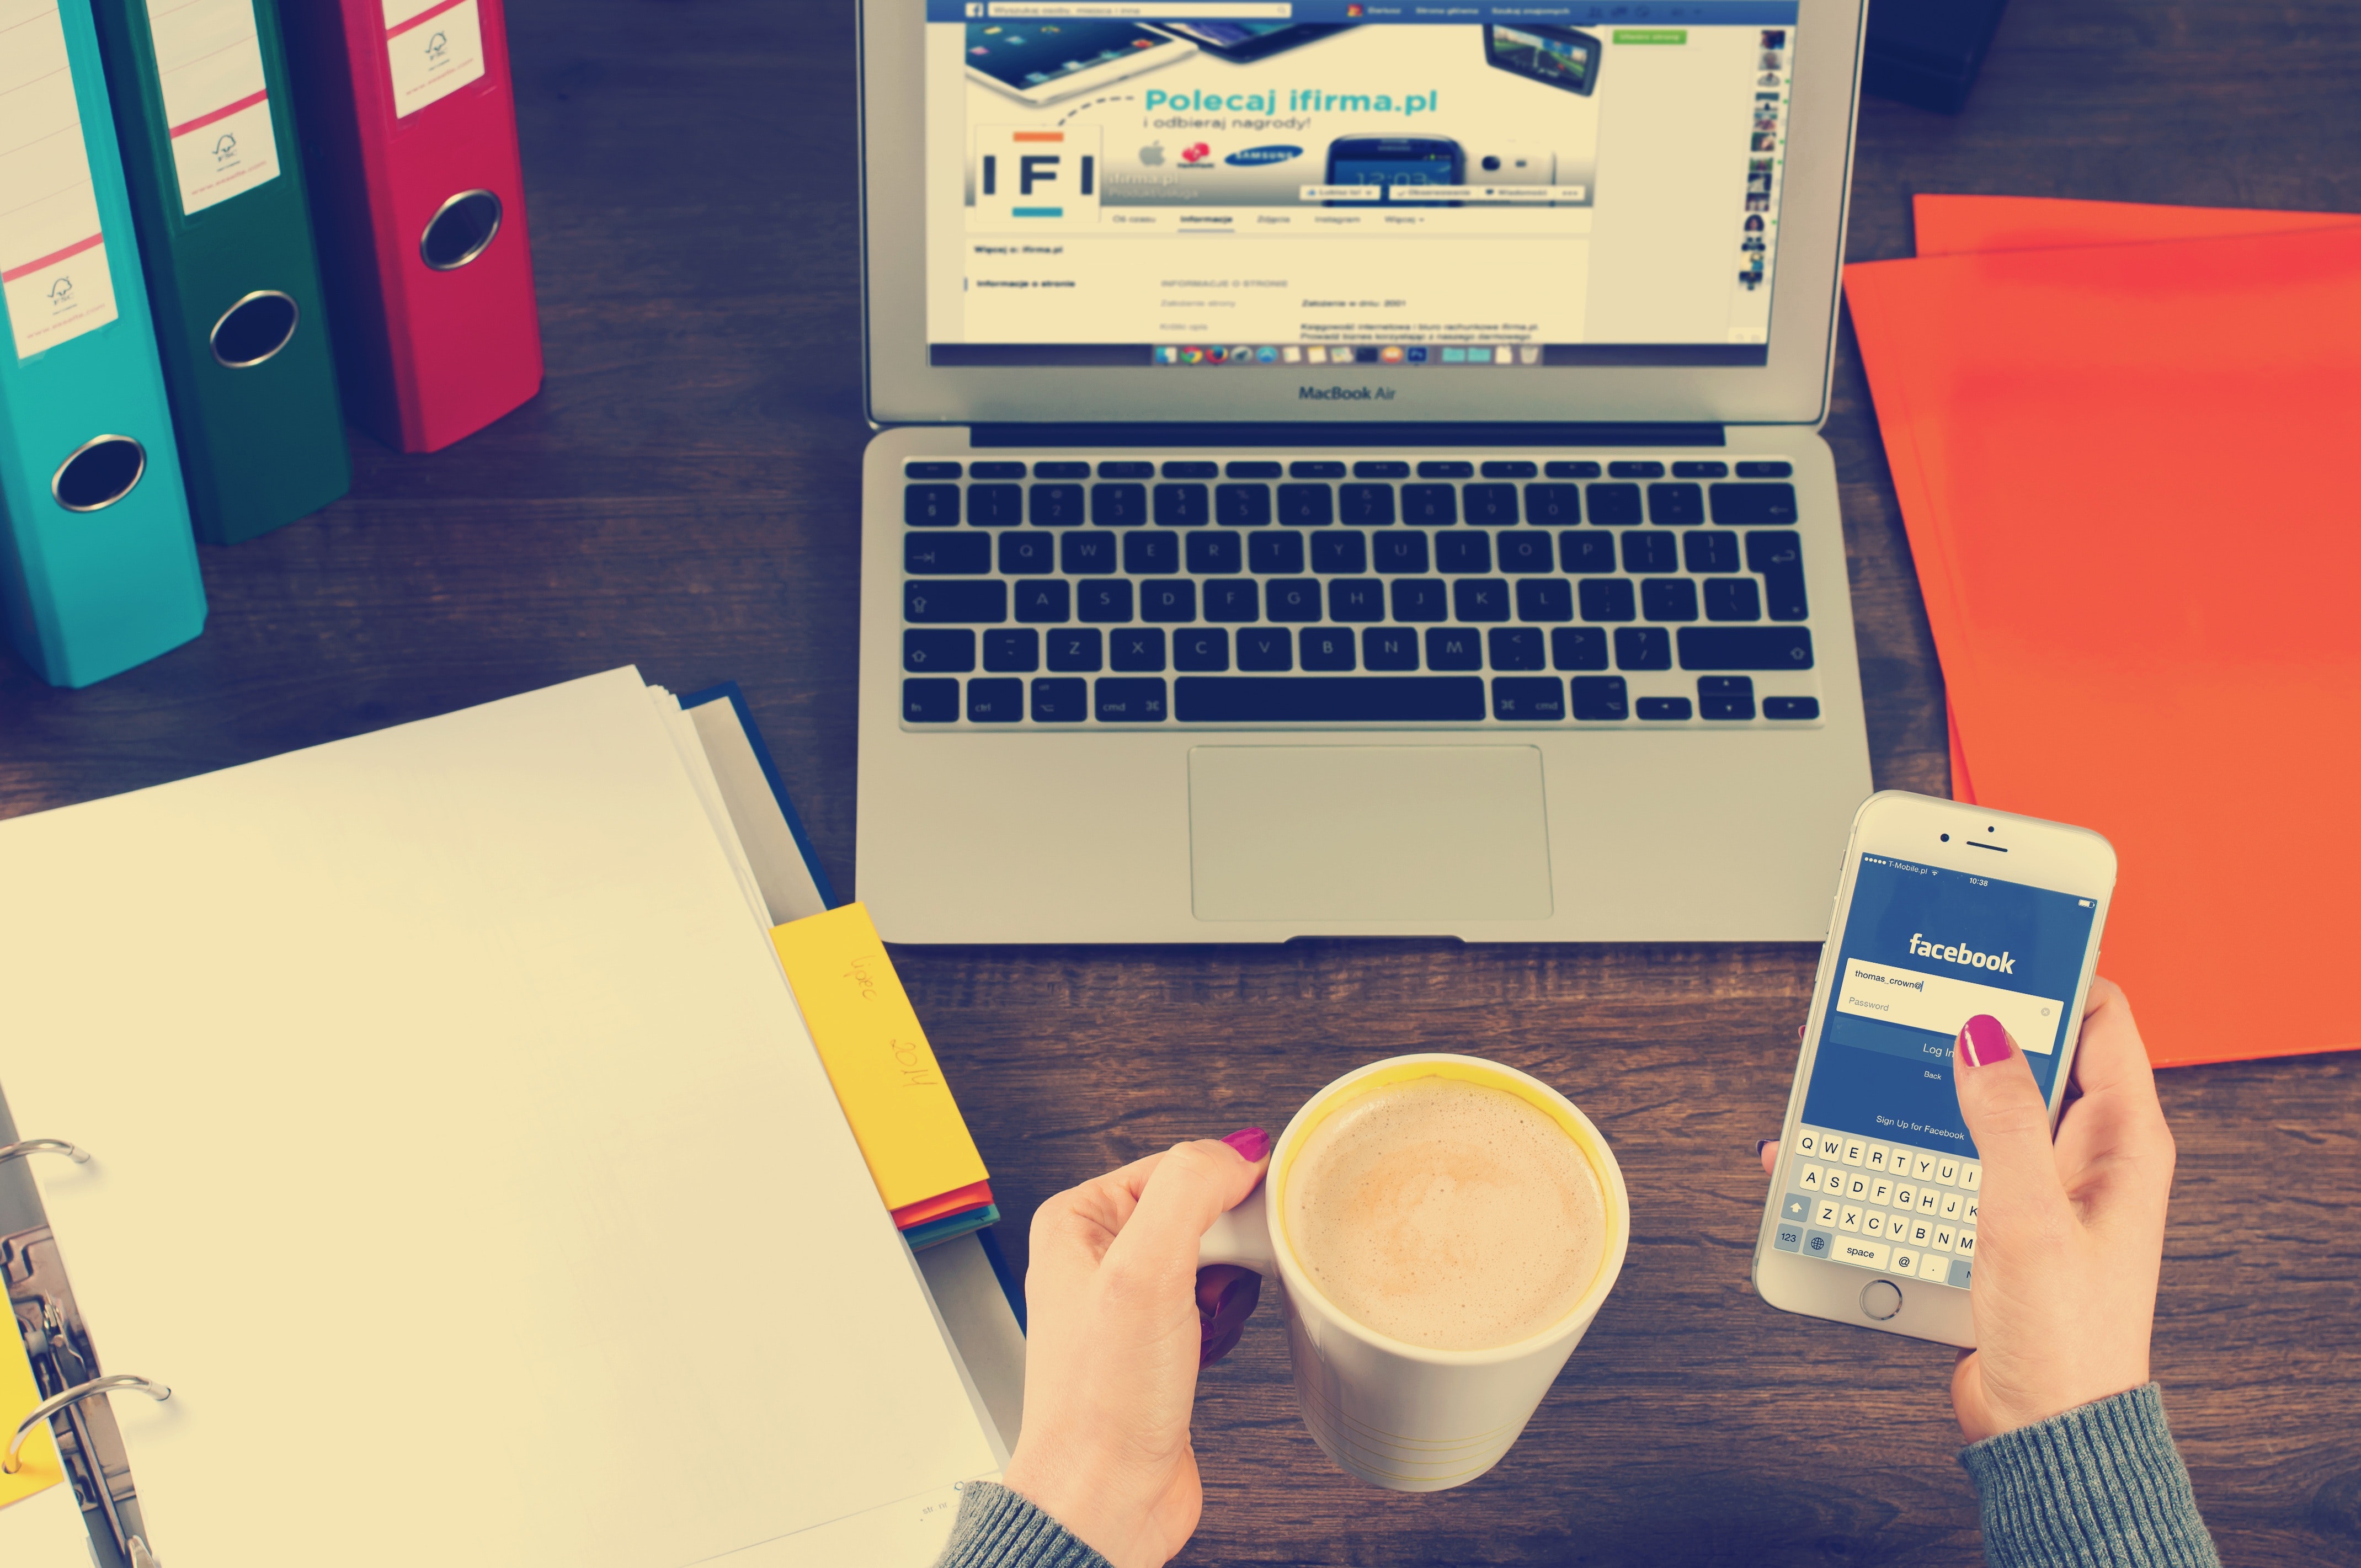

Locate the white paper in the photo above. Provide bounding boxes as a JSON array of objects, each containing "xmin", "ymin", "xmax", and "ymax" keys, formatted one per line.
[
  {"xmin": 382, "ymin": 0, "xmax": 485, "ymax": 118},
  {"xmin": 649, "ymin": 683, "xmax": 771, "ymax": 929},
  {"xmin": 0, "ymin": 1478, "xmax": 95, "ymax": 1565},
  {"xmin": 712, "ymin": 1478, "xmax": 987, "ymax": 1566},
  {"xmin": 0, "ymin": 0, "xmax": 119, "ymax": 358},
  {"xmin": 145, "ymin": 0, "xmax": 279, "ymax": 214},
  {"xmin": 0, "ymin": 668, "xmax": 999, "ymax": 1568}
]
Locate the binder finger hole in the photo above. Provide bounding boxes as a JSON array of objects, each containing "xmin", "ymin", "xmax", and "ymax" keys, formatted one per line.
[
  {"xmin": 210, "ymin": 290, "xmax": 301, "ymax": 368},
  {"xmin": 51, "ymin": 435, "xmax": 147, "ymax": 513},
  {"xmin": 421, "ymin": 189, "xmax": 503, "ymax": 271}
]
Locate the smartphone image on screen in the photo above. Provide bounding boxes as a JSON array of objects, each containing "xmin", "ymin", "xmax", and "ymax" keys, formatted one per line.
[
  {"xmin": 1147, "ymin": 20, "xmax": 1352, "ymax": 62},
  {"xmin": 1483, "ymin": 24, "xmax": 1602, "ymax": 96},
  {"xmin": 1324, "ymin": 136, "xmax": 1464, "ymax": 207},
  {"xmin": 1753, "ymin": 792, "xmax": 2116, "ymax": 1348},
  {"xmin": 964, "ymin": 22, "xmax": 1196, "ymax": 106}
]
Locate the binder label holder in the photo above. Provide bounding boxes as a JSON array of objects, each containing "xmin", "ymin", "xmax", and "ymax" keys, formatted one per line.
[
  {"xmin": 0, "ymin": 5, "xmax": 123, "ymax": 359},
  {"xmin": 143, "ymin": 0, "xmax": 282, "ymax": 215},
  {"xmin": 383, "ymin": 0, "xmax": 487, "ymax": 117}
]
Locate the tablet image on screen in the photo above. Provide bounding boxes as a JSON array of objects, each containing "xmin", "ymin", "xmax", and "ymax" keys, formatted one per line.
[
  {"xmin": 1148, "ymin": 21, "xmax": 1353, "ymax": 62},
  {"xmin": 964, "ymin": 22, "xmax": 1196, "ymax": 105},
  {"xmin": 1484, "ymin": 24, "xmax": 1602, "ymax": 95}
]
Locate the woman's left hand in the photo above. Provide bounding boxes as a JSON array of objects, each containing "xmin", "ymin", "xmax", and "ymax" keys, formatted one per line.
[{"xmin": 1000, "ymin": 1129, "xmax": 1270, "ymax": 1568}]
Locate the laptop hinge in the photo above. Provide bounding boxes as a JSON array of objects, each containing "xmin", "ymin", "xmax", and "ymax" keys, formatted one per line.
[{"xmin": 967, "ymin": 423, "xmax": 1725, "ymax": 449}]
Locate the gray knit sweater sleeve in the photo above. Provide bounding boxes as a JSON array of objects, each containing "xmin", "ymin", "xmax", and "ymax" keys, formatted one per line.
[
  {"xmin": 934, "ymin": 1482, "xmax": 1111, "ymax": 1568},
  {"xmin": 1959, "ymin": 1384, "xmax": 2220, "ymax": 1568}
]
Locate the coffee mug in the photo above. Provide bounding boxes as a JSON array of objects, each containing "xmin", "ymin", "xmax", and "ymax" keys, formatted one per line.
[{"xmin": 1199, "ymin": 1053, "xmax": 1629, "ymax": 1491}]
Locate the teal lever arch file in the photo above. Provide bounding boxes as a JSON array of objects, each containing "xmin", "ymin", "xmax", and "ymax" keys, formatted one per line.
[
  {"xmin": 0, "ymin": 0, "xmax": 207, "ymax": 689},
  {"xmin": 86, "ymin": 0, "xmax": 350, "ymax": 545}
]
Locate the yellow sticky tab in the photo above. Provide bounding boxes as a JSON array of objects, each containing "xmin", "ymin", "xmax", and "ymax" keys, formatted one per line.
[
  {"xmin": 771, "ymin": 904, "xmax": 988, "ymax": 1213},
  {"xmin": 2, "ymin": 1324, "xmax": 63, "ymax": 1510}
]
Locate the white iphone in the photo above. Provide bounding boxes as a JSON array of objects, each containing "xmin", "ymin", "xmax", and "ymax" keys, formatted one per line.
[{"xmin": 1752, "ymin": 791, "xmax": 2117, "ymax": 1346}]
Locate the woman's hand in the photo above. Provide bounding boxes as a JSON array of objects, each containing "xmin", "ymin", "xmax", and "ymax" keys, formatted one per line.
[
  {"xmin": 1756, "ymin": 978, "xmax": 2177, "ymax": 1442},
  {"xmin": 1001, "ymin": 1129, "xmax": 1271, "ymax": 1568},
  {"xmin": 1944, "ymin": 980, "xmax": 2175, "ymax": 1439}
]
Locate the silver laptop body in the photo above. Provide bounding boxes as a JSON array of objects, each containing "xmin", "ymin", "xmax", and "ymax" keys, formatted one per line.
[{"xmin": 855, "ymin": 0, "xmax": 1872, "ymax": 943}]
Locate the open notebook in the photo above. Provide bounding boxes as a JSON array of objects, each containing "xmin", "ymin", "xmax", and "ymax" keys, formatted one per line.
[{"xmin": 0, "ymin": 669, "xmax": 1014, "ymax": 1567}]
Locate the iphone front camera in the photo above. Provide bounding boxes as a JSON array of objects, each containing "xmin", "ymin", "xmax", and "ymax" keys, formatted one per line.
[{"xmin": 1940, "ymin": 833, "xmax": 1950, "ymax": 841}]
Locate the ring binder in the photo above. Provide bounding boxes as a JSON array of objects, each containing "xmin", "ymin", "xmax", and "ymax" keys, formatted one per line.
[
  {"xmin": 0, "ymin": 1140, "xmax": 91, "ymax": 1167},
  {"xmin": 6, "ymin": 1375, "xmax": 170, "ymax": 1475},
  {"xmin": 4, "ymin": 1223, "xmax": 162, "ymax": 1568}
]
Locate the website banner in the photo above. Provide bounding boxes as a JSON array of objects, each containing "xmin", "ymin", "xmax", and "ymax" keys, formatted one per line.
[
  {"xmin": 928, "ymin": 2, "xmax": 1798, "ymax": 352},
  {"xmin": 962, "ymin": 24, "xmax": 1599, "ymax": 216}
]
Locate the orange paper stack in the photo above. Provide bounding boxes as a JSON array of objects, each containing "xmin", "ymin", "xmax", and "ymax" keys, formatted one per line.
[{"xmin": 1843, "ymin": 196, "xmax": 2361, "ymax": 1068}]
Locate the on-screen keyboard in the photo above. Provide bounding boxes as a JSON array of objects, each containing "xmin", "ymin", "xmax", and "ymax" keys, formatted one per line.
[
  {"xmin": 897, "ymin": 456, "xmax": 1823, "ymax": 728},
  {"xmin": 1773, "ymin": 1124, "xmax": 1978, "ymax": 1289}
]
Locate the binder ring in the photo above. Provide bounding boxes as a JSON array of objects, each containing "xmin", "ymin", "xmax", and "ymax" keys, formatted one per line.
[
  {"xmin": 210, "ymin": 290, "xmax": 301, "ymax": 368},
  {"xmin": 420, "ymin": 189, "xmax": 503, "ymax": 271},
  {"xmin": 50, "ymin": 435, "xmax": 147, "ymax": 513},
  {"xmin": 0, "ymin": 1138, "xmax": 91, "ymax": 1166},
  {"xmin": 4, "ymin": 1375, "xmax": 171, "ymax": 1475}
]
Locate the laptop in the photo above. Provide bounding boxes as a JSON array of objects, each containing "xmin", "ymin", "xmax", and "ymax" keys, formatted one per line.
[{"xmin": 854, "ymin": 0, "xmax": 1873, "ymax": 943}]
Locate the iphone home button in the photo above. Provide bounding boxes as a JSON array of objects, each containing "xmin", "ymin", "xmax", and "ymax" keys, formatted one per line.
[{"xmin": 1861, "ymin": 1280, "xmax": 1904, "ymax": 1320}]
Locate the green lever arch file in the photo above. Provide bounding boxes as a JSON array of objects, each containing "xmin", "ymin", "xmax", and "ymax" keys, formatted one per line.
[{"xmin": 87, "ymin": 0, "xmax": 350, "ymax": 545}]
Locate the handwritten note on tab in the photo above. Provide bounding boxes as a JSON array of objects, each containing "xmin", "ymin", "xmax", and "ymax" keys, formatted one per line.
[
  {"xmin": 144, "ymin": 0, "xmax": 280, "ymax": 214},
  {"xmin": 1, "ymin": 1323, "xmax": 63, "ymax": 1512},
  {"xmin": 771, "ymin": 903, "xmax": 989, "ymax": 1214},
  {"xmin": 0, "ymin": 1, "xmax": 120, "ymax": 359}
]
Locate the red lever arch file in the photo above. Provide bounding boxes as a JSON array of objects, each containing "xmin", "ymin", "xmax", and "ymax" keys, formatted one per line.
[{"xmin": 279, "ymin": 0, "xmax": 542, "ymax": 454}]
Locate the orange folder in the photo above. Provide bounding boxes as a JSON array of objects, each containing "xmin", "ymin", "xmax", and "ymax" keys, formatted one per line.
[
  {"xmin": 1912, "ymin": 193, "xmax": 2361, "ymax": 258},
  {"xmin": 1911, "ymin": 196, "xmax": 2361, "ymax": 809},
  {"xmin": 1845, "ymin": 210, "xmax": 2361, "ymax": 1068}
]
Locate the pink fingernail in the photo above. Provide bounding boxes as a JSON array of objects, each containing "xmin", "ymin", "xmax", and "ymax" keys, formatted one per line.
[
  {"xmin": 1222, "ymin": 1126, "xmax": 1270, "ymax": 1161},
  {"xmin": 1958, "ymin": 1014, "xmax": 2013, "ymax": 1068}
]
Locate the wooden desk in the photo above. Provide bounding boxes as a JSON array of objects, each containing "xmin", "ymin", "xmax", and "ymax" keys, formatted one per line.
[{"xmin": 3, "ymin": 2, "xmax": 2356, "ymax": 1561}]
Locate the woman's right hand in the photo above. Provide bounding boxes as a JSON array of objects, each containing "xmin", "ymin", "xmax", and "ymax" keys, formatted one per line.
[
  {"xmin": 1756, "ymin": 977, "xmax": 2178, "ymax": 1442},
  {"xmin": 1943, "ymin": 979, "xmax": 2177, "ymax": 1441}
]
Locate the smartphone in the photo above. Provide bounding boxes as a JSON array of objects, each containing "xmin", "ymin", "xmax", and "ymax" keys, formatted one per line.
[
  {"xmin": 964, "ymin": 22, "xmax": 1195, "ymax": 107},
  {"xmin": 1752, "ymin": 791, "xmax": 2117, "ymax": 1347},
  {"xmin": 1147, "ymin": 20, "xmax": 1352, "ymax": 62},
  {"xmin": 1482, "ymin": 24, "xmax": 1602, "ymax": 96},
  {"xmin": 1324, "ymin": 136, "xmax": 1464, "ymax": 207}
]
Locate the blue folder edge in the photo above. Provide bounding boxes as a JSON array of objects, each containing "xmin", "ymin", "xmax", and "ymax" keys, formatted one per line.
[
  {"xmin": 679, "ymin": 679, "xmax": 842, "ymax": 910},
  {"xmin": 679, "ymin": 679, "xmax": 1023, "ymax": 1332}
]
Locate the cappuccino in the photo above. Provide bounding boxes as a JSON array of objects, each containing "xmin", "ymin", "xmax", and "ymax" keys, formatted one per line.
[{"xmin": 1283, "ymin": 1075, "xmax": 1607, "ymax": 1351}]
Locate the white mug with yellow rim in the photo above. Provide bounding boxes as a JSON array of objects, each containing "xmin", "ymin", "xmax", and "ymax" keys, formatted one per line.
[{"xmin": 1199, "ymin": 1053, "xmax": 1630, "ymax": 1491}]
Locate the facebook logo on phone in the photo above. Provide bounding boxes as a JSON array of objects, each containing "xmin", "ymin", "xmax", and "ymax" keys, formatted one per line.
[{"xmin": 1801, "ymin": 856, "xmax": 2097, "ymax": 1157}]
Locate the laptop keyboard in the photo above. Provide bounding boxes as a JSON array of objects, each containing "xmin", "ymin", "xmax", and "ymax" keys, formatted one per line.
[{"xmin": 897, "ymin": 456, "xmax": 1822, "ymax": 728}]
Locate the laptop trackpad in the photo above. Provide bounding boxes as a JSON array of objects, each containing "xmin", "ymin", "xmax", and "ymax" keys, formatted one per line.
[{"xmin": 1188, "ymin": 746, "xmax": 1553, "ymax": 923}]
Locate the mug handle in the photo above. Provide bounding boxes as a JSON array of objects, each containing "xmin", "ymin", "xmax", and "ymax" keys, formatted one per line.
[{"xmin": 1198, "ymin": 1180, "xmax": 1279, "ymax": 1273}]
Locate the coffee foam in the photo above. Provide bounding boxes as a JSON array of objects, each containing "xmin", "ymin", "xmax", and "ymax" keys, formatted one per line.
[{"xmin": 1282, "ymin": 1075, "xmax": 1607, "ymax": 1351}]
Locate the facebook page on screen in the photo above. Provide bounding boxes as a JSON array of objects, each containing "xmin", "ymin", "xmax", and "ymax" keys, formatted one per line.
[
  {"xmin": 921, "ymin": 1, "xmax": 1801, "ymax": 364},
  {"xmin": 1802, "ymin": 856, "xmax": 2101, "ymax": 1162}
]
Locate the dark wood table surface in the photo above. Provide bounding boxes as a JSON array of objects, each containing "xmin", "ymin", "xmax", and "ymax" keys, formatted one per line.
[{"xmin": 6, "ymin": 2, "xmax": 2358, "ymax": 1562}]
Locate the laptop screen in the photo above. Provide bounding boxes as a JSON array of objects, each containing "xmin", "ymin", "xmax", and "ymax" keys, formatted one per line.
[{"xmin": 922, "ymin": 2, "xmax": 1799, "ymax": 371}]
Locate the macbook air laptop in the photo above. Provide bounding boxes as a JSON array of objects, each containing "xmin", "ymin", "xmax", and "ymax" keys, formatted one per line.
[{"xmin": 855, "ymin": 0, "xmax": 1873, "ymax": 943}]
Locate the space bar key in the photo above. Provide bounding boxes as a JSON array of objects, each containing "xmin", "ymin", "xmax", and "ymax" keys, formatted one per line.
[{"xmin": 1174, "ymin": 676, "xmax": 1488, "ymax": 722}]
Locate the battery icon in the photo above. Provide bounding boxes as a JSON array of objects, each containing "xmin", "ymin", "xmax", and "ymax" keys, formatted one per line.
[{"xmin": 2078, "ymin": 899, "xmax": 2092, "ymax": 906}]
